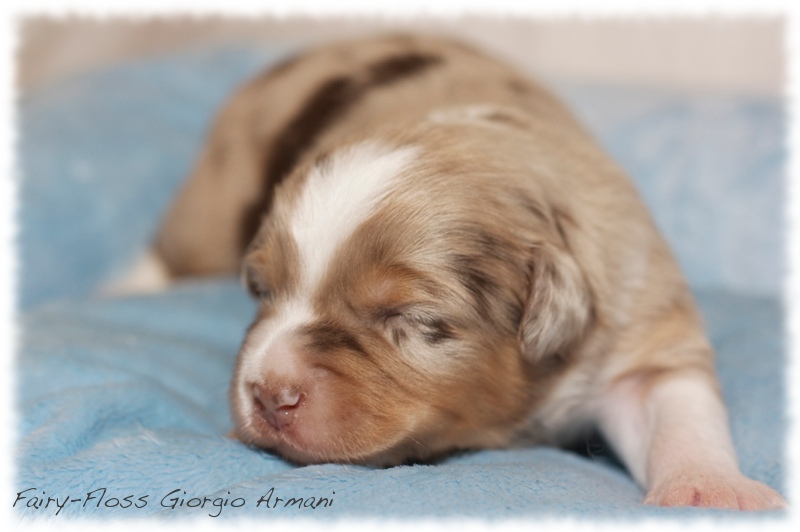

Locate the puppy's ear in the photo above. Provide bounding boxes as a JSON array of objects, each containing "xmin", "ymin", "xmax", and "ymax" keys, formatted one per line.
[{"xmin": 518, "ymin": 243, "xmax": 592, "ymax": 362}]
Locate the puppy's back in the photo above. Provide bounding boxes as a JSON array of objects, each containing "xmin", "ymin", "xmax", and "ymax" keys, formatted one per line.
[{"xmin": 153, "ymin": 34, "xmax": 587, "ymax": 277}]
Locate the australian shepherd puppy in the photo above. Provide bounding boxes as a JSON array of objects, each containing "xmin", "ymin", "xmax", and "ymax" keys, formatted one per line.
[{"xmin": 121, "ymin": 34, "xmax": 784, "ymax": 510}]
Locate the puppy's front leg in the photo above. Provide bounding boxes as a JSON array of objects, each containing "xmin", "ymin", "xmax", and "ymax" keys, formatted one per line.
[{"xmin": 597, "ymin": 369, "xmax": 785, "ymax": 510}]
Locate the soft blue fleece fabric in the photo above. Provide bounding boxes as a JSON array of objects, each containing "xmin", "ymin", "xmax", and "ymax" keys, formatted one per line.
[
  {"xmin": 15, "ymin": 45, "xmax": 787, "ymax": 520},
  {"xmin": 16, "ymin": 282, "xmax": 785, "ymax": 519}
]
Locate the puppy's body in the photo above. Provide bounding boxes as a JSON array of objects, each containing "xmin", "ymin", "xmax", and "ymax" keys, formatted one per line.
[{"xmin": 143, "ymin": 35, "xmax": 783, "ymax": 509}]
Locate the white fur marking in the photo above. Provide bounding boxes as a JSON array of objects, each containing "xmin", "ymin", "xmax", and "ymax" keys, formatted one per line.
[
  {"xmin": 598, "ymin": 373, "xmax": 738, "ymax": 489},
  {"xmin": 289, "ymin": 141, "xmax": 418, "ymax": 291},
  {"xmin": 238, "ymin": 142, "xmax": 418, "ymax": 411},
  {"xmin": 427, "ymin": 105, "xmax": 526, "ymax": 129},
  {"xmin": 237, "ymin": 299, "xmax": 315, "ymax": 412},
  {"xmin": 240, "ymin": 299, "xmax": 315, "ymax": 380},
  {"xmin": 428, "ymin": 105, "xmax": 498, "ymax": 123}
]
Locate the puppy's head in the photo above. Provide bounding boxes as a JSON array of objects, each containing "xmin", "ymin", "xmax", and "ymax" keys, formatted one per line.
[{"xmin": 230, "ymin": 123, "xmax": 592, "ymax": 466}]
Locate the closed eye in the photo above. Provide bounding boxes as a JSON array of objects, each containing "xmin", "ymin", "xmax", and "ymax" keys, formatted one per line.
[
  {"xmin": 242, "ymin": 264, "xmax": 272, "ymax": 301},
  {"xmin": 378, "ymin": 307, "xmax": 456, "ymax": 345},
  {"xmin": 412, "ymin": 315, "xmax": 456, "ymax": 344}
]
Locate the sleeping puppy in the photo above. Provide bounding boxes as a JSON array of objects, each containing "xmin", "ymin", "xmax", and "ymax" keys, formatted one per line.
[{"xmin": 131, "ymin": 34, "xmax": 784, "ymax": 509}]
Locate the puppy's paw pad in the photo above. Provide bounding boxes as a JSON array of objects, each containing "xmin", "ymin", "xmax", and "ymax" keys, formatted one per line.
[{"xmin": 645, "ymin": 472, "xmax": 786, "ymax": 510}]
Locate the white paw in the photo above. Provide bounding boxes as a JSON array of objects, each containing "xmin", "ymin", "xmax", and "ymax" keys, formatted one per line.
[
  {"xmin": 645, "ymin": 470, "xmax": 786, "ymax": 510},
  {"xmin": 102, "ymin": 249, "xmax": 172, "ymax": 296}
]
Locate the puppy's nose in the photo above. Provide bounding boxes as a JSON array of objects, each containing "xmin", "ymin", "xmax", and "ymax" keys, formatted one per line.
[{"xmin": 252, "ymin": 383, "xmax": 304, "ymax": 431}]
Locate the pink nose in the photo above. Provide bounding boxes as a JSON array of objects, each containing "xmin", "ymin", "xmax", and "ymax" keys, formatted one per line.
[{"xmin": 252, "ymin": 383, "xmax": 304, "ymax": 431}]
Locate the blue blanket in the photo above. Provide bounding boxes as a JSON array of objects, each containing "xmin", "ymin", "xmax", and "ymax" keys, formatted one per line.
[
  {"xmin": 17, "ymin": 282, "xmax": 785, "ymax": 519},
  {"xmin": 15, "ymin": 44, "xmax": 786, "ymax": 520}
]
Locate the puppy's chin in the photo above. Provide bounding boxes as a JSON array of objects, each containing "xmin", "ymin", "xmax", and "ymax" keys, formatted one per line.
[
  {"xmin": 230, "ymin": 408, "xmax": 494, "ymax": 467},
  {"xmin": 230, "ymin": 421, "xmax": 447, "ymax": 467}
]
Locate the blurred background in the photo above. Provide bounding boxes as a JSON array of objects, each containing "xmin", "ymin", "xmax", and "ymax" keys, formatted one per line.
[
  {"xmin": 19, "ymin": 17, "xmax": 783, "ymax": 96},
  {"xmin": 15, "ymin": 17, "xmax": 787, "ymax": 308}
]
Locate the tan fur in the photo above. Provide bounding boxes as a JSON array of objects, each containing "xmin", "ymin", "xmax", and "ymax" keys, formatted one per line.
[{"xmin": 153, "ymin": 34, "xmax": 783, "ymax": 508}]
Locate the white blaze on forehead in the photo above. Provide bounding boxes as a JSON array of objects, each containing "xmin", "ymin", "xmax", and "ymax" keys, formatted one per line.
[
  {"xmin": 237, "ymin": 142, "xmax": 417, "ymax": 402},
  {"xmin": 239, "ymin": 299, "xmax": 315, "ymax": 380},
  {"xmin": 289, "ymin": 141, "xmax": 419, "ymax": 291}
]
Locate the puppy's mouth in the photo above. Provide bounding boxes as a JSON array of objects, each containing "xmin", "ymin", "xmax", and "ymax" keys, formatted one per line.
[
  {"xmin": 242, "ymin": 405, "xmax": 329, "ymax": 465},
  {"xmin": 231, "ymin": 381, "xmax": 326, "ymax": 463}
]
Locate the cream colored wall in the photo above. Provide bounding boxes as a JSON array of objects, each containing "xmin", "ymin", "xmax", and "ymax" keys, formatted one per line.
[{"xmin": 18, "ymin": 17, "xmax": 783, "ymax": 96}]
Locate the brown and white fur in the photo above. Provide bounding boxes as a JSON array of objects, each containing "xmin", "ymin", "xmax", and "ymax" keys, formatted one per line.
[{"xmin": 118, "ymin": 34, "xmax": 785, "ymax": 510}]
